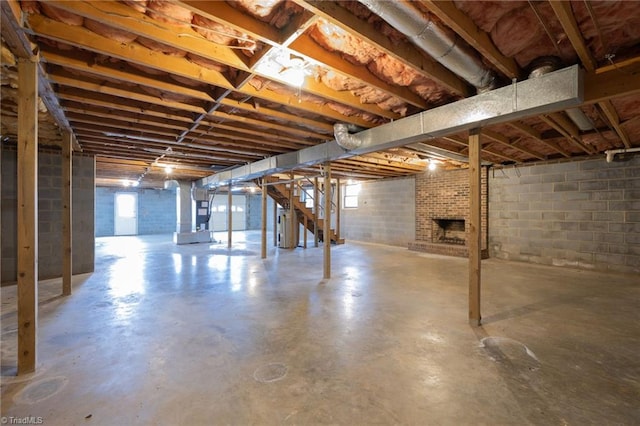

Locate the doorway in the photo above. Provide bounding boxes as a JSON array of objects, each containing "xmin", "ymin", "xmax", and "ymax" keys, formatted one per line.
[{"xmin": 114, "ymin": 192, "xmax": 138, "ymax": 235}]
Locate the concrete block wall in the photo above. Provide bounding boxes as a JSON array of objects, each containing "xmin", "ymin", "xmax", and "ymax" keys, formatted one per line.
[
  {"xmin": 246, "ymin": 193, "xmax": 275, "ymax": 232},
  {"xmin": 95, "ymin": 187, "xmax": 115, "ymax": 237},
  {"xmin": 1, "ymin": 147, "xmax": 95, "ymax": 283},
  {"xmin": 415, "ymin": 168, "xmax": 488, "ymax": 248},
  {"xmin": 342, "ymin": 176, "xmax": 415, "ymax": 247},
  {"xmin": 95, "ymin": 187, "xmax": 176, "ymax": 236},
  {"xmin": 489, "ymin": 155, "xmax": 640, "ymax": 273}
]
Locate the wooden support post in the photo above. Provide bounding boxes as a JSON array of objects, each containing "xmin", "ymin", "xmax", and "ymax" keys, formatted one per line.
[
  {"xmin": 468, "ymin": 129, "xmax": 482, "ymax": 326},
  {"xmin": 323, "ymin": 163, "xmax": 331, "ymax": 279},
  {"xmin": 313, "ymin": 177, "xmax": 319, "ymax": 248},
  {"xmin": 227, "ymin": 187, "xmax": 232, "ymax": 249},
  {"xmin": 273, "ymin": 196, "xmax": 277, "ymax": 247},
  {"xmin": 336, "ymin": 177, "xmax": 341, "ymax": 241},
  {"xmin": 62, "ymin": 131, "xmax": 73, "ymax": 296},
  {"xmin": 261, "ymin": 179, "xmax": 267, "ymax": 259},
  {"xmin": 17, "ymin": 57, "xmax": 38, "ymax": 374},
  {"xmin": 289, "ymin": 174, "xmax": 295, "ymax": 249},
  {"xmin": 303, "ymin": 215, "xmax": 308, "ymax": 249}
]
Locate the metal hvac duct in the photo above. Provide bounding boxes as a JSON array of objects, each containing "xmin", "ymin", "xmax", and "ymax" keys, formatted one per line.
[
  {"xmin": 357, "ymin": 0, "xmax": 496, "ymax": 92},
  {"xmin": 200, "ymin": 65, "xmax": 583, "ymax": 188},
  {"xmin": 528, "ymin": 56, "xmax": 594, "ymax": 131}
]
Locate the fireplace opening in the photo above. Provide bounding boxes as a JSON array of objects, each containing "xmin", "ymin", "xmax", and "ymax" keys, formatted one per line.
[{"xmin": 432, "ymin": 219, "xmax": 466, "ymax": 245}]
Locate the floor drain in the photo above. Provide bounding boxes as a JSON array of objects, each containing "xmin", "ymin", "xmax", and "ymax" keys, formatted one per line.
[
  {"xmin": 253, "ymin": 363, "xmax": 288, "ymax": 383},
  {"xmin": 14, "ymin": 376, "xmax": 68, "ymax": 404}
]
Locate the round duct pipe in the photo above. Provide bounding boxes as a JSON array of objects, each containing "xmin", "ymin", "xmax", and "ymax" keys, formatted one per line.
[
  {"xmin": 357, "ymin": 0, "xmax": 496, "ymax": 92},
  {"xmin": 334, "ymin": 123, "xmax": 363, "ymax": 150}
]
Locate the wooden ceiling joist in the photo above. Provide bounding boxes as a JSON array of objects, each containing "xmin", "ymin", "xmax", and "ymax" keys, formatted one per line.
[
  {"xmin": 507, "ymin": 122, "xmax": 572, "ymax": 158},
  {"xmin": 293, "ymin": 0, "xmax": 470, "ymax": 97}
]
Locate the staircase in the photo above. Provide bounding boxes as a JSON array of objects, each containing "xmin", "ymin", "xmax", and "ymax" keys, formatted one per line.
[{"xmin": 260, "ymin": 176, "xmax": 344, "ymax": 245}]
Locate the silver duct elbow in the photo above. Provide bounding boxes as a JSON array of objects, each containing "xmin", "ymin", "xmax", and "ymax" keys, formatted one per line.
[{"xmin": 334, "ymin": 123, "xmax": 363, "ymax": 150}]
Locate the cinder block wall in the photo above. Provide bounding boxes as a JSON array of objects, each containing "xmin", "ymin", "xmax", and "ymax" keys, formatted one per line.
[
  {"xmin": 415, "ymin": 168, "xmax": 488, "ymax": 248},
  {"xmin": 95, "ymin": 187, "xmax": 176, "ymax": 236},
  {"xmin": 489, "ymin": 155, "xmax": 640, "ymax": 273},
  {"xmin": 1, "ymin": 148, "xmax": 95, "ymax": 283},
  {"xmin": 95, "ymin": 187, "xmax": 115, "ymax": 236},
  {"xmin": 342, "ymin": 176, "xmax": 415, "ymax": 247},
  {"xmin": 246, "ymin": 193, "xmax": 275, "ymax": 231}
]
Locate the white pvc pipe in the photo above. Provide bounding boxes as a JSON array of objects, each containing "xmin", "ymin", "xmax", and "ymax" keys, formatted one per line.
[{"xmin": 605, "ymin": 147, "xmax": 640, "ymax": 163}]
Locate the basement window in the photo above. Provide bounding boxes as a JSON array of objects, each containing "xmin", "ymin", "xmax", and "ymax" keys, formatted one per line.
[
  {"xmin": 302, "ymin": 187, "xmax": 314, "ymax": 209},
  {"xmin": 344, "ymin": 183, "xmax": 361, "ymax": 209}
]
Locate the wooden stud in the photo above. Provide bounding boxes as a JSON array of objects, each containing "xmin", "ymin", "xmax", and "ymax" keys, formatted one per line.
[
  {"xmin": 17, "ymin": 57, "xmax": 38, "ymax": 374},
  {"xmin": 336, "ymin": 177, "xmax": 341, "ymax": 241},
  {"xmin": 323, "ymin": 163, "xmax": 332, "ymax": 279},
  {"xmin": 303, "ymin": 215, "xmax": 308, "ymax": 249},
  {"xmin": 273, "ymin": 195, "xmax": 278, "ymax": 247},
  {"xmin": 261, "ymin": 179, "xmax": 267, "ymax": 259},
  {"xmin": 62, "ymin": 131, "xmax": 73, "ymax": 296},
  {"xmin": 468, "ymin": 129, "xmax": 482, "ymax": 326},
  {"xmin": 314, "ymin": 177, "xmax": 319, "ymax": 248},
  {"xmin": 599, "ymin": 101, "xmax": 632, "ymax": 148},
  {"xmin": 227, "ymin": 187, "xmax": 232, "ymax": 249},
  {"xmin": 289, "ymin": 174, "xmax": 295, "ymax": 249}
]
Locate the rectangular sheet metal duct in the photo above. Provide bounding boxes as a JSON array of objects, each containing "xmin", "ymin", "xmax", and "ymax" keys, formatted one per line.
[{"xmin": 201, "ymin": 65, "xmax": 583, "ymax": 187}]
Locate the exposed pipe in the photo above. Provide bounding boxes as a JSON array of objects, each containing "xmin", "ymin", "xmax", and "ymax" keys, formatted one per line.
[
  {"xmin": 527, "ymin": 56, "xmax": 594, "ymax": 131},
  {"xmin": 357, "ymin": 0, "xmax": 496, "ymax": 92},
  {"xmin": 605, "ymin": 147, "xmax": 640, "ymax": 163},
  {"xmin": 334, "ymin": 123, "xmax": 363, "ymax": 149},
  {"xmin": 565, "ymin": 108, "xmax": 594, "ymax": 131}
]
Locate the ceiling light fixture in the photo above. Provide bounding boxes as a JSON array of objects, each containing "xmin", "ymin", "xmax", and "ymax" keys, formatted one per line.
[
  {"xmin": 165, "ymin": 166, "xmax": 173, "ymax": 174},
  {"xmin": 428, "ymin": 159, "xmax": 437, "ymax": 171}
]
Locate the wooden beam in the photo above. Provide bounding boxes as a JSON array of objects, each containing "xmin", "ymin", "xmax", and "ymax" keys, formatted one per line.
[
  {"xmin": 46, "ymin": 1, "xmax": 399, "ymax": 119},
  {"xmin": 599, "ymin": 101, "xmax": 632, "ymax": 149},
  {"xmin": 323, "ymin": 164, "xmax": 331, "ymax": 279},
  {"xmin": 261, "ymin": 179, "xmax": 267, "ymax": 259},
  {"xmin": 583, "ymin": 60, "xmax": 640, "ymax": 104},
  {"xmin": 273, "ymin": 196, "xmax": 278, "ymax": 247},
  {"xmin": 1, "ymin": 0, "xmax": 77, "ymax": 150},
  {"xmin": 539, "ymin": 115, "xmax": 594, "ymax": 155},
  {"xmin": 442, "ymin": 135, "xmax": 520, "ymax": 163},
  {"xmin": 336, "ymin": 178, "xmax": 341, "ymax": 241},
  {"xmin": 27, "ymin": 13, "xmax": 376, "ymax": 127},
  {"xmin": 419, "ymin": 0, "xmax": 520, "ymax": 79},
  {"xmin": 289, "ymin": 174, "xmax": 296, "ymax": 249},
  {"xmin": 482, "ymin": 129, "xmax": 546, "ymax": 161},
  {"xmin": 17, "ymin": 57, "xmax": 38, "ymax": 374},
  {"xmin": 42, "ymin": 47, "xmax": 335, "ymax": 135},
  {"xmin": 303, "ymin": 215, "xmax": 308, "ymax": 249},
  {"xmin": 293, "ymin": 0, "xmax": 470, "ymax": 97},
  {"xmin": 62, "ymin": 131, "xmax": 73, "ymax": 296},
  {"xmin": 548, "ymin": 1, "xmax": 596, "ymax": 72},
  {"xmin": 48, "ymin": 0, "xmax": 249, "ymax": 70},
  {"xmin": 507, "ymin": 121, "xmax": 571, "ymax": 158},
  {"xmin": 228, "ymin": 188, "xmax": 233, "ymax": 249},
  {"xmin": 468, "ymin": 129, "xmax": 481, "ymax": 326},
  {"xmin": 288, "ymin": 33, "xmax": 428, "ymax": 109}
]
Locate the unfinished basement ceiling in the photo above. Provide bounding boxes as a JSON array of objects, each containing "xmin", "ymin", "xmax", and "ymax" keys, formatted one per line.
[{"xmin": 1, "ymin": 0, "xmax": 639, "ymax": 187}]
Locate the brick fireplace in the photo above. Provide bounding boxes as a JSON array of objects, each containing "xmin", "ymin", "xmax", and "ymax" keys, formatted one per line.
[
  {"xmin": 432, "ymin": 218, "xmax": 466, "ymax": 245},
  {"xmin": 408, "ymin": 168, "xmax": 489, "ymax": 258}
]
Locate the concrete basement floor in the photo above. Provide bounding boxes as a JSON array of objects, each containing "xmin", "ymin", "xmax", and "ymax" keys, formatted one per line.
[{"xmin": 1, "ymin": 231, "xmax": 639, "ymax": 425}]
